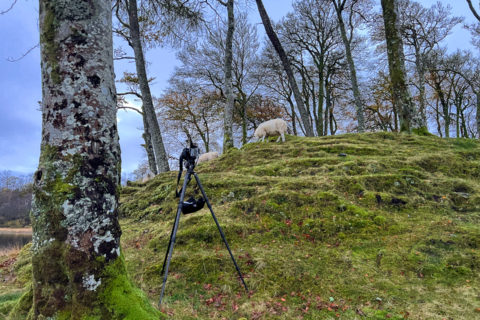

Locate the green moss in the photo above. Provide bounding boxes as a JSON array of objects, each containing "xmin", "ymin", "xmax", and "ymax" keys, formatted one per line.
[
  {"xmin": 40, "ymin": 6, "xmax": 61, "ymax": 84},
  {"xmin": 6, "ymin": 133, "xmax": 480, "ymax": 319},
  {"xmin": 14, "ymin": 243, "xmax": 33, "ymax": 285},
  {"xmin": 7, "ymin": 286, "xmax": 33, "ymax": 320},
  {"xmin": 412, "ymin": 126, "xmax": 432, "ymax": 136},
  {"xmin": 451, "ymin": 138, "xmax": 479, "ymax": 150},
  {"xmin": 98, "ymin": 254, "xmax": 165, "ymax": 320}
]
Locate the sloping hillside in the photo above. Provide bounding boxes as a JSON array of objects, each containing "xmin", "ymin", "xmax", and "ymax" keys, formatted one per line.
[
  {"xmin": 118, "ymin": 132, "xmax": 480, "ymax": 319},
  {"xmin": 1, "ymin": 132, "xmax": 479, "ymax": 319}
]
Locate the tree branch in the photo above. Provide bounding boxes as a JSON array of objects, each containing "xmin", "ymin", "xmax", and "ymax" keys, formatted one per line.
[
  {"xmin": 114, "ymin": 56, "xmax": 135, "ymax": 60},
  {"xmin": 118, "ymin": 91, "xmax": 143, "ymax": 98},
  {"xmin": 117, "ymin": 105, "xmax": 143, "ymax": 114},
  {"xmin": 466, "ymin": 0, "xmax": 480, "ymax": 22},
  {"xmin": 1, "ymin": 0, "xmax": 17, "ymax": 15},
  {"xmin": 7, "ymin": 43, "xmax": 39, "ymax": 62}
]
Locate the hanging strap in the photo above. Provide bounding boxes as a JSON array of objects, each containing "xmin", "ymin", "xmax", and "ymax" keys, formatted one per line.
[
  {"xmin": 176, "ymin": 148, "xmax": 190, "ymax": 197},
  {"xmin": 175, "ymin": 157, "xmax": 184, "ymax": 197}
]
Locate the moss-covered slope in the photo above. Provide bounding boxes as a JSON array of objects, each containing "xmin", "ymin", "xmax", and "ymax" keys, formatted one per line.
[
  {"xmin": 2, "ymin": 132, "xmax": 480, "ymax": 319},
  {"xmin": 119, "ymin": 132, "xmax": 480, "ymax": 319}
]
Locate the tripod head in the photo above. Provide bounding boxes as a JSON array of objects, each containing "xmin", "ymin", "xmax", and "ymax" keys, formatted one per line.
[
  {"xmin": 175, "ymin": 139, "xmax": 200, "ymax": 198},
  {"xmin": 179, "ymin": 139, "xmax": 199, "ymax": 171}
]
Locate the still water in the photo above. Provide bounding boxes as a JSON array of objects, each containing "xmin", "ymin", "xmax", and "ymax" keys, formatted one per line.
[{"xmin": 0, "ymin": 230, "xmax": 32, "ymax": 250}]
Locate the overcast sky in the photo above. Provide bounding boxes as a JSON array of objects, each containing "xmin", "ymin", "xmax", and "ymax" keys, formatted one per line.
[{"xmin": 0, "ymin": 0, "xmax": 477, "ymax": 175}]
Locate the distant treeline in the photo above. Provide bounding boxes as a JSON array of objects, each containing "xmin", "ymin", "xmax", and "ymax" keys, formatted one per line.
[{"xmin": 0, "ymin": 171, "xmax": 32, "ymax": 227}]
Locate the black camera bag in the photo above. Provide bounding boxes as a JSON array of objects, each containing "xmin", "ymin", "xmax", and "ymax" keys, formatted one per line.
[{"xmin": 181, "ymin": 196, "xmax": 205, "ymax": 214}]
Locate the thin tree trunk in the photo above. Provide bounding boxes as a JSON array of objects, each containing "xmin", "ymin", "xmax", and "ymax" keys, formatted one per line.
[
  {"xmin": 325, "ymin": 79, "xmax": 332, "ymax": 136},
  {"xmin": 460, "ymin": 107, "xmax": 468, "ymax": 138},
  {"xmin": 435, "ymin": 100, "xmax": 443, "ymax": 137},
  {"xmin": 127, "ymin": 0, "xmax": 169, "ymax": 172},
  {"xmin": 141, "ymin": 115, "xmax": 158, "ymax": 175},
  {"xmin": 242, "ymin": 101, "xmax": 248, "ymax": 145},
  {"xmin": 330, "ymin": 111, "xmax": 337, "ymax": 135},
  {"xmin": 286, "ymin": 94, "xmax": 298, "ymax": 135},
  {"xmin": 223, "ymin": 0, "xmax": 235, "ymax": 151},
  {"xmin": 414, "ymin": 46, "xmax": 428, "ymax": 129},
  {"xmin": 255, "ymin": 0, "xmax": 314, "ymax": 137},
  {"xmin": 456, "ymin": 103, "xmax": 460, "ymax": 138},
  {"xmin": 29, "ymin": 1, "xmax": 162, "ymax": 318},
  {"xmin": 381, "ymin": 0, "xmax": 416, "ymax": 133},
  {"xmin": 433, "ymin": 80, "xmax": 450, "ymax": 138},
  {"xmin": 316, "ymin": 66, "xmax": 324, "ymax": 136},
  {"xmin": 333, "ymin": 2, "xmax": 365, "ymax": 132}
]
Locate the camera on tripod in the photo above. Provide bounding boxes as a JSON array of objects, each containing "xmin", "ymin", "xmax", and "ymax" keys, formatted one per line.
[
  {"xmin": 180, "ymin": 140, "xmax": 199, "ymax": 170},
  {"xmin": 175, "ymin": 140, "xmax": 204, "ymax": 214},
  {"xmin": 159, "ymin": 138, "xmax": 248, "ymax": 305}
]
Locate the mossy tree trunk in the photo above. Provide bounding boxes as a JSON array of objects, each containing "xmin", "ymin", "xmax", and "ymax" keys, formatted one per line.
[
  {"xmin": 223, "ymin": 0, "xmax": 235, "ymax": 151},
  {"xmin": 30, "ymin": 1, "xmax": 163, "ymax": 319},
  {"xmin": 255, "ymin": 0, "xmax": 314, "ymax": 137},
  {"xmin": 381, "ymin": 0, "xmax": 416, "ymax": 133},
  {"xmin": 127, "ymin": 0, "xmax": 170, "ymax": 172}
]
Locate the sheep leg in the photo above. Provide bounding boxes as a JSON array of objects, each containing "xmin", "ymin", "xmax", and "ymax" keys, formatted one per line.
[{"xmin": 261, "ymin": 134, "xmax": 266, "ymax": 142}]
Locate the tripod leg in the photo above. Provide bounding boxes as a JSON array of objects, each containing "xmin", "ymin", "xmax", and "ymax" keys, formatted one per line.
[
  {"xmin": 160, "ymin": 211, "xmax": 178, "ymax": 275},
  {"xmin": 159, "ymin": 171, "xmax": 191, "ymax": 306},
  {"xmin": 192, "ymin": 172, "xmax": 249, "ymax": 292},
  {"xmin": 160, "ymin": 168, "xmax": 195, "ymax": 273}
]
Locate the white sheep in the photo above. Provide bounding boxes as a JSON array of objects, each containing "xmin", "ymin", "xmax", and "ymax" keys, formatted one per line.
[
  {"xmin": 253, "ymin": 118, "xmax": 288, "ymax": 143},
  {"xmin": 141, "ymin": 172, "xmax": 154, "ymax": 183},
  {"xmin": 197, "ymin": 151, "xmax": 219, "ymax": 164}
]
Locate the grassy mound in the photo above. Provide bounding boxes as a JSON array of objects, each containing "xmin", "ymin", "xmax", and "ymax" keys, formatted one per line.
[
  {"xmin": 117, "ymin": 132, "xmax": 480, "ymax": 319},
  {"xmin": 2, "ymin": 132, "xmax": 479, "ymax": 319}
]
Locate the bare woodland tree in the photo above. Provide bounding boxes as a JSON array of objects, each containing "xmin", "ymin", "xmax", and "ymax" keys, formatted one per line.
[
  {"xmin": 122, "ymin": 0, "xmax": 170, "ymax": 172},
  {"xmin": 157, "ymin": 82, "xmax": 223, "ymax": 152},
  {"xmin": 428, "ymin": 50, "xmax": 480, "ymax": 138},
  {"xmin": 255, "ymin": 0, "xmax": 314, "ymax": 136},
  {"xmin": 257, "ymin": 45, "xmax": 301, "ymax": 135},
  {"xmin": 222, "ymin": 0, "xmax": 235, "ymax": 150},
  {"xmin": 117, "ymin": 73, "xmax": 158, "ymax": 175},
  {"xmin": 381, "ymin": 0, "xmax": 417, "ymax": 133},
  {"xmin": 396, "ymin": 0, "xmax": 461, "ymax": 130},
  {"xmin": 279, "ymin": 0, "xmax": 347, "ymax": 136},
  {"xmin": 172, "ymin": 12, "xmax": 262, "ymax": 144},
  {"xmin": 329, "ymin": 0, "xmax": 369, "ymax": 132},
  {"xmin": 466, "ymin": 0, "xmax": 480, "ymax": 136},
  {"xmin": 27, "ymin": 1, "xmax": 161, "ymax": 318}
]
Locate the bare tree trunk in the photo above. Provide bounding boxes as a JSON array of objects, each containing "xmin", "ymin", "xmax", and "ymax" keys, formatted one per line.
[
  {"xmin": 414, "ymin": 47, "xmax": 428, "ymax": 129},
  {"xmin": 324, "ymin": 79, "xmax": 332, "ymax": 136},
  {"xmin": 455, "ymin": 104, "xmax": 460, "ymax": 138},
  {"xmin": 433, "ymin": 80, "xmax": 450, "ymax": 138},
  {"xmin": 316, "ymin": 69, "xmax": 324, "ymax": 136},
  {"xmin": 127, "ymin": 0, "xmax": 169, "ymax": 172},
  {"xmin": 141, "ymin": 114, "xmax": 158, "ymax": 175},
  {"xmin": 330, "ymin": 110, "xmax": 337, "ymax": 135},
  {"xmin": 286, "ymin": 95, "xmax": 298, "ymax": 135},
  {"xmin": 28, "ymin": 1, "xmax": 162, "ymax": 318},
  {"xmin": 242, "ymin": 100, "xmax": 248, "ymax": 145},
  {"xmin": 333, "ymin": 1, "xmax": 365, "ymax": 132},
  {"xmin": 381, "ymin": 0, "xmax": 416, "ymax": 133},
  {"xmin": 255, "ymin": 0, "xmax": 314, "ymax": 137},
  {"xmin": 223, "ymin": 0, "xmax": 235, "ymax": 151}
]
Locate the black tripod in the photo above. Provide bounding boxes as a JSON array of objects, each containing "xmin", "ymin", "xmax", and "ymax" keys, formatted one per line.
[{"xmin": 158, "ymin": 164, "xmax": 248, "ymax": 305}]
